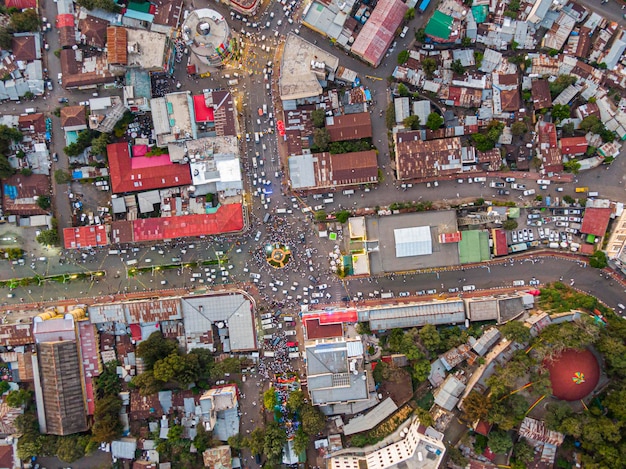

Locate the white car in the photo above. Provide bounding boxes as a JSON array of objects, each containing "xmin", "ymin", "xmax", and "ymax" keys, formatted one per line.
[{"xmin": 317, "ymin": 284, "xmax": 328, "ymax": 290}]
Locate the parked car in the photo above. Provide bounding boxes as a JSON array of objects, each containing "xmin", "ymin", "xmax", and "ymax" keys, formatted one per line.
[{"xmin": 58, "ymin": 97, "xmax": 69, "ymax": 103}]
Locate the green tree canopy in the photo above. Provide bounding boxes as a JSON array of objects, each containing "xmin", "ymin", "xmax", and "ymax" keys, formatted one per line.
[
  {"xmin": 451, "ymin": 59, "xmax": 465, "ymax": 75},
  {"xmin": 425, "ymin": 112, "xmax": 443, "ymax": 131},
  {"xmin": 551, "ymin": 104, "xmax": 571, "ymax": 123},
  {"xmin": 403, "ymin": 115, "xmax": 421, "ymax": 130},
  {"xmin": 398, "ymin": 50, "xmax": 410, "ymax": 65},
  {"xmin": 418, "ymin": 324, "xmax": 441, "ymax": 355},
  {"xmin": 136, "ymin": 331, "xmax": 179, "ymax": 370},
  {"xmin": 312, "ymin": 127, "xmax": 330, "ymax": 151},
  {"xmin": 263, "ymin": 421, "xmax": 287, "ymax": 464},
  {"xmin": 286, "ymin": 389, "xmax": 305, "ymax": 413},
  {"xmin": 5, "ymin": 389, "xmax": 31, "ymax": 408},
  {"xmin": 488, "ymin": 430, "xmax": 513, "ymax": 454},
  {"xmin": 301, "ymin": 403, "xmax": 326, "ymax": 436},
  {"xmin": 9, "ymin": 9, "xmax": 40, "ymax": 32},
  {"xmin": 511, "ymin": 121, "xmax": 527, "ymax": 136},
  {"xmin": 335, "ymin": 210, "xmax": 351, "ymax": 224},
  {"xmin": 422, "ymin": 58, "xmax": 437, "ymax": 79},
  {"xmin": 36, "ymin": 229, "xmax": 59, "ymax": 246},
  {"xmin": 589, "ymin": 251, "xmax": 608, "ymax": 269},
  {"xmin": 91, "ymin": 394, "xmax": 123, "ymax": 443},
  {"xmin": 91, "ymin": 132, "xmax": 110, "ymax": 156},
  {"xmin": 311, "ymin": 108, "xmax": 326, "ymax": 128},
  {"xmin": 415, "ymin": 28, "xmax": 426, "ymax": 43},
  {"xmin": 500, "ymin": 321, "xmax": 531, "ymax": 343},
  {"xmin": 293, "ymin": 427, "xmax": 309, "ymax": 455},
  {"xmin": 263, "ymin": 388, "xmax": 277, "ymax": 411}
]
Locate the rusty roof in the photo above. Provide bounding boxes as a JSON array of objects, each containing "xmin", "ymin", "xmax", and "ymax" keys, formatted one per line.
[
  {"xmin": 11, "ymin": 35, "xmax": 37, "ymax": 62},
  {"xmin": 202, "ymin": 446, "xmax": 232, "ymax": 468},
  {"xmin": 60, "ymin": 48, "xmax": 116, "ymax": 89},
  {"xmin": 58, "ymin": 25, "xmax": 77, "ymax": 48},
  {"xmin": 395, "ymin": 134, "xmax": 462, "ymax": 180},
  {"xmin": 152, "ymin": 0, "xmax": 184, "ymax": 27},
  {"xmin": 107, "ymin": 26, "xmax": 128, "ymax": 65},
  {"xmin": 2, "ymin": 173, "xmax": 50, "ymax": 216},
  {"xmin": 329, "ymin": 150, "xmax": 378, "ymax": 183},
  {"xmin": 497, "ymin": 73, "xmax": 518, "ymax": 86},
  {"xmin": 211, "ymin": 90, "xmax": 237, "ymax": 137},
  {"xmin": 60, "ymin": 105, "xmax": 86, "ymax": 128},
  {"xmin": 111, "ymin": 220, "xmax": 134, "ymax": 243},
  {"xmin": 79, "ymin": 15, "xmax": 109, "ymax": 48},
  {"xmin": 0, "ymin": 324, "xmax": 33, "ymax": 346},
  {"xmin": 124, "ymin": 299, "xmax": 182, "ymax": 324},
  {"xmin": 477, "ymin": 148, "xmax": 503, "ymax": 171},
  {"xmin": 18, "ymin": 113, "xmax": 46, "ymax": 133},
  {"xmin": 500, "ymin": 89, "xmax": 520, "ymax": 112},
  {"xmin": 130, "ymin": 390, "xmax": 163, "ymax": 421},
  {"xmin": 326, "ymin": 112, "xmax": 373, "ymax": 142},
  {"xmin": 531, "ymin": 80, "xmax": 552, "ymax": 110}
]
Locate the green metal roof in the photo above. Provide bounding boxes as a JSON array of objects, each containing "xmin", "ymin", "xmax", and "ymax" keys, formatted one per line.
[
  {"xmin": 471, "ymin": 5, "xmax": 488, "ymax": 23},
  {"xmin": 425, "ymin": 10, "xmax": 453, "ymax": 40}
]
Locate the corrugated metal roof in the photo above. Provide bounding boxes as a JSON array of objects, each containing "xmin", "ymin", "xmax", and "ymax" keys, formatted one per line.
[{"xmin": 343, "ymin": 397, "xmax": 398, "ymax": 435}]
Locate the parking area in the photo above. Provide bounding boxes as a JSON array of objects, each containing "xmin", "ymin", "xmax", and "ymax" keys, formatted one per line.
[{"xmin": 508, "ymin": 207, "xmax": 585, "ymax": 252}]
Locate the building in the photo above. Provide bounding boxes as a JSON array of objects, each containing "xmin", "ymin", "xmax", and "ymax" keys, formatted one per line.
[
  {"xmin": 106, "ymin": 142, "xmax": 192, "ymax": 194},
  {"xmin": 470, "ymin": 328, "xmax": 500, "ymax": 356},
  {"xmin": 580, "ymin": 207, "xmax": 612, "ymax": 238},
  {"xmin": 328, "ymin": 417, "xmax": 446, "ymax": 469},
  {"xmin": 559, "ymin": 136, "xmax": 588, "ymax": 156},
  {"xmin": 181, "ymin": 9, "xmax": 234, "ymax": 67},
  {"xmin": 350, "ymin": 0, "xmax": 408, "ymax": 67},
  {"xmin": 434, "ymin": 375, "xmax": 466, "ymax": 411},
  {"xmin": 219, "ymin": 0, "xmax": 260, "ymax": 16},
  {"xmin": 425, "ymin": 10, "xmax": 454, "ymax": 42},
  {"xmin": 150, "ymin": 91, "xmax": 197, "ymax": 146},
  {"xmin": 279, "ymin": 33, "xmax": 341, "ymax": 102},
  {"xmin": 63, "ymin": 225, "xmax": 109, "ymax": 249},
  {"xmin": 203, "ymin": 445, "xmax": 233, "ymax": 469},
  {"xmin": 32, "ymin": 318, "xmax": 88, "ymax": 435},
  {"xmin": 180, "ymin": 293, "xmax": 257, "ymax": 352},
  {"xmin": 288, "ymin": 150, "xmax": 378, "ymax": 191},
  {"xmin": 305, "ymin": 338, "xmax": 370, "ymax": 409},
  {"xmin": 394, "ymin": 134, "xmax": 463, "ymax": 181},
  {"xmin": 537, "ymin": 121, "xmax": 562, "ymax": 173},
  {"xmin": 1, "ymin": 174, "xmax": 50, "ymax": 216},
  {"xmin": 360, "ymin": 300, "xmax": 466, "ymax": 331},
  {"xmin": 198, "ymin": 386, "xmax": 239, "ymax": 441},
  {"xmin": 531, "ymin": 80, "xmax": 553, "ymax": 110},
  {"xmin": 60, "ymin": 105, "xmax": 86, "ymax": 131},
  {"xmin": 605, "ymin": 209, "xmax": 626, "ymax": 263},
  {"xmin": 326, "ymin": 112, "xmax": 372, "ymax": 142}
]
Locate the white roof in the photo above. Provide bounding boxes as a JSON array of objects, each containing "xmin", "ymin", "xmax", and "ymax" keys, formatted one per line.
[{"xmin": 394, "ymin": 226, "xmax": 432, "ymax": 257}]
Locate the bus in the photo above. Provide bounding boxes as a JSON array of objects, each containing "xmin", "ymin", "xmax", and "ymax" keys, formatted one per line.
[{"xmin": 575, "ymin": 187, "xmax": 588, "ymax": 193}]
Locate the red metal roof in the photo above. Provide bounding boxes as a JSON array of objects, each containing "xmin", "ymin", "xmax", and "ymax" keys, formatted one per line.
[
  {"xmin": 580, "ymin": 207, "xmax": 612, "ymax": 236},
  {"xmin": 78, "ymin": 321, "xmax": 100, "ymax": 415},
  {"xmin": 5, "ymin": 0, "xmax": 36, "ymax": 8},
  {"xmin": 193, "ymin": 94, "xmax": 215, "ymax": 122},
  {"xmin": 304, "ymin": 309, "xmax": 358, "ymax": 325},
  {"xmin": 439, "ymin": 232, "xmax": 462, "ymax": 243},
  {"xmin": 107, "ymin": 142, "xmax": 192, "ymax": 194},
  {"xmin": 56, "ymin": 13, "xmax": 75, "ymax": 28},
  {"xmin": 304, "ymin": 318, "xmax": 343, "ymax": 340},
  {"xmin": 63, "ymin": 225, "xmax": 109, "ymax": 249},
  {"xmin": 350, "ymin": 0, "xmax": 408, "ymax": 67},
  {"xmin": 132, "ymin": 204, "xmax": 244, "ymax": 241},
  {"xmin": 492, "ymin": 229, "xmax": 509, "ymax": 257},
  {"xmin": 560, "ymin": 136, "xmax": 588, "ymax": 155}
]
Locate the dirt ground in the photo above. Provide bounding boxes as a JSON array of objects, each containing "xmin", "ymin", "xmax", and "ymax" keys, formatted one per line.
[{"xmin": 378, "ymin": 367, "xmax": 413, "ymax": 406}]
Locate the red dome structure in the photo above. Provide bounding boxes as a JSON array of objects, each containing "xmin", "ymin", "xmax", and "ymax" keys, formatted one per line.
[{"xmin": 545, "ymin": 348, "xmax": 600, "ymax": 401}]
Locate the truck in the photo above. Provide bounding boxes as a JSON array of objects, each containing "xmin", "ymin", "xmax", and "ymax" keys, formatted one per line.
[
  {"xmin": 418, "ymin": 0, "xmax": 430, "ymax": 12},
  {"xmin": 489, "ymin": 181, "xmax": 505, "ymax": 188},
  {"xmin": 381, "ymin": 292, "xmax": 394, "ymax": 299}
]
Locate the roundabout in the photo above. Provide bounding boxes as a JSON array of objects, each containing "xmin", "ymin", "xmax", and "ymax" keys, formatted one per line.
[{"xmin": 265, "ymin": 243, "xmax": 292, "ymax": 269}]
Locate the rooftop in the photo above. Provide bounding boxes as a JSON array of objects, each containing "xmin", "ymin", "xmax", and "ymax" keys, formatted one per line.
[
  {"xmin": 60, "ymin": 105, "xmax": 86, "ymax": 129},
  {"xmin": 107, "ymin": 142, "xmax": 192, "ymax": 194},
  {"xmin": 580, "ymin": 207, "xmax": 612, "ymax": 237},
  {"xmin": 63, "ymin": 225, "xmax": 109, "ymax": 249},
  {"xmin": 107, "ymin": 26, "xmax": 128, "ymax": 65},
  {"xmin": 326, "ymin": 112, "xmax": 372, "ymax": 141},
  {"xmin": 280, "ymin": 33, "xmax": 340, "ymax": 101},
  {"xmin": 394, "ymin": 134, "xmax": 463, "ymax": 181}
]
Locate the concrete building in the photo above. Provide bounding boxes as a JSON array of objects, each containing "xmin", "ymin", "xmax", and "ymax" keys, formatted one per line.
[
  {"xmin": 182, "ymin": 9, "xmax": 234, "ymax": 67},
  {"xmin": 305, "ymin": 338, "xmax": 370, "ymax": 409},
  {"xmin": 198, "ymin": 386, "xmax": 240, "ymax": 441},
  {"xmin": 328, "ymin": 417, "xmax": 446, "ymax": 469}
]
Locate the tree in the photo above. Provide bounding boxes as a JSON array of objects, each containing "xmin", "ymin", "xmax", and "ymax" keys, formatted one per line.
[
  {"xmin": 511, "ymin": 121, "xmax": 527, "ymax": 136},
  {"xmin": 246, "ymin": 427, "xmax": 265, "ymax": 456},
  {"xmin": 549, "ymin": 75, "xmax": 576, "ymax": 98},
  {"xmin": 56, "ymin": 435, "xmax": 88, "ymax": 463},
  {"xmin": 386, "ymin": 103, "xmax": 396, "ymax": 130},
  {"xmin": 95, "ymin": 361, "xmax": 121, "ymax": 398},
  {"xmin": 512, "ymin": 440, "xmax": 534, "ymax": 465},
  {"xmin": 418, "ymin": 324, "xmax": 441, "ymax": 355},
  {"xmin": 451, "ymin": 59, "xmax": 465, "ymax": 75},
  {"xmin": 335, "ymin": 209, "xmax": 351, "ymax": 224},
  {"xmin": 92, "ymin": 394, "xmax": 122, "ymax": 443},
  {"xmin": 36, "ymin": 195, "xmax": 51, "ymax": 211},
  {"xmin": 502, "ymin": 219, "xmax": 518, "ymax": 230},
  {"xmin": 153, "ymin": 352, "xmax": 193, "ymax": 384},
  {"xmin": 193, "ymin": 424, "xmax": 212, "ymax": 453},
  {"xmin": 404, "ymin": 7, "xmax": 415, "ymax": 21},
  {"xmin": 462, "ymin": 391, "xmax": 491, "ymax": 422},
  {"xmin": 131, "ymin": 370, "xmax": 163, "ymax": 396},
  {"xmin": 20, "ymin": 167, "xmax": 33, "ymax": 176},
  {"xmin": 293, "ymin": 427, "xmax": 309, "ymax": 455},
  {"xmin": 461, "ymin": 37, "xmax": 472, "ymax": 47},
  {"xmin": 397, "ymin": 83, "xmax": 410, "ymax": 97},
  {"xmin": 563, "ymin": 160, "xmax": 581, "ymax": 174},
  {"xmin": 301, "ymin": 403, "xmax": 325, "ymax": 436},
  {"xmin": 558, "ymin": 123, "xmax": 575, "ymax": 138},
  {"xmin": 403, "ymin": 115, "xmax": 421, "ymax": 130},
  {"xmin": 412, "ymin": 359, "xmax": 431, "ymax": 382},
  {"xmin": 36, "ymin": 229, "xmax": 59, "ymax": 246},
  {"xmin": 314, "ymin": 210, "xmax": 327, "ymax": 222},
  {"xmin": 422, "ymin": 58, "xmax": 437, "ymax": 79},
  {"xmin": 263, "ymin": 421, "xmax": 287, "ymax": 464},
  {"xmin": 551, "ymin": 104, "xmax": 570, "ymax": 123},
  {"xmin": 311, "ymin": 108, "xmax": 326, "ymax": 128},
  {"xmin": 0, "ymin": 28, "xmax": 13, "ymax": 51},
  {"xmin": 287, "ymin": 389, "xmax": 305, "ymax": 413},
  {"xmin": 500, "ymin": 321, "xmax": 531, "ymax": 343},
  {"xmin": 488, "ymin": 430, "xmax": 513, "ymax": 454},
  {"xmin": 397, "ymin": 50, "xmax": 409, "ymax": 65},
  {"xmin": 589, "ymin": 251, "xmax": 608, "ymax": 269},
  {"xmin": 5, "ymin": 389, "xmax": 31, "ymax": 408},
  {"xmin": 91, "ymin": 132, "xmax": 110, "ymax": 156},
  {"xmin": 426, "ymin": 112, "xmax": 443, "ymax": 131},
  {"xmin": 415, "ymin": 28, "xmax": 426, "ymax": 43},
  {"xmin": 263, "ymin": 388, "xmax": 277, "ymax": 411},
  {"xmin": 136, "ymin": 331, "xmax": 178, "ymax": 370},
  {"xmin": 312, "ymin": 127, "xmax": 330, "ymax": 151},
  {"xmin": 9, "ymin": 9, "xmax": 40, "ymax": 32},
  {"xmin": 0, "ymin": 156, "xmax": 14, "ymax": 180},
  {"xmin": 54, "ymin": 169, "xmax": 71, "ymax": 184}
]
